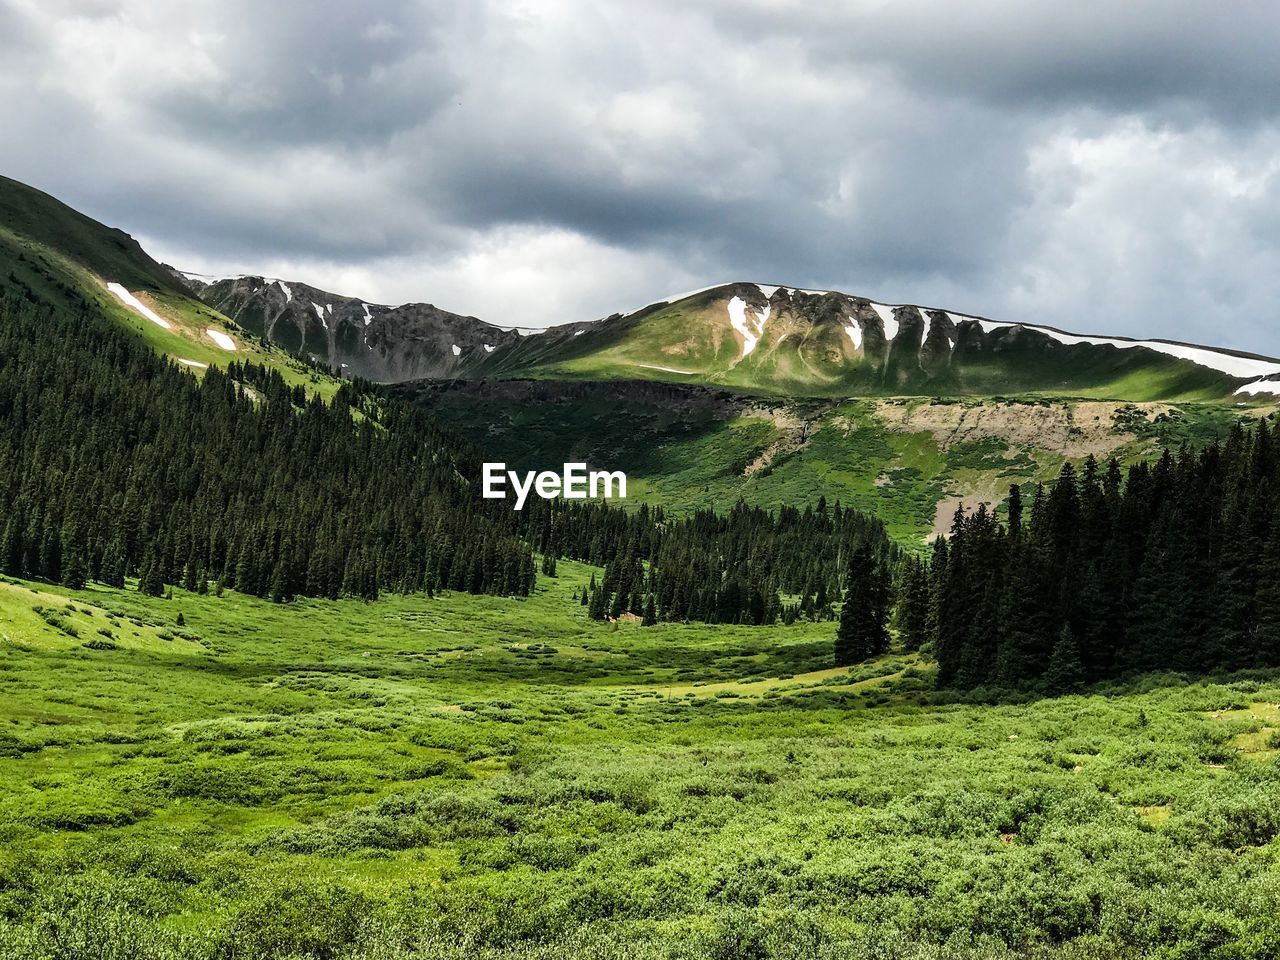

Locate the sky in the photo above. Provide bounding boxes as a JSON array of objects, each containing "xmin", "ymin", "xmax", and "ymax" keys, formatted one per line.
[{"xmin": 2, "ymin": 0, "xmax": 1279, "ymax": 352}]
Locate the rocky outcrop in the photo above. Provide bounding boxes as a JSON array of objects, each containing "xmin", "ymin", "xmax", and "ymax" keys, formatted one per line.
[{"xmin": 174, "ymin": 273, "xmax": 520, "ymax": 381}]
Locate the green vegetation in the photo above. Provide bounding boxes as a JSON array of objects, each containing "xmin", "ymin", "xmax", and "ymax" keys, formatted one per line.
[
  {"xmin": 414, "ymin": 386, "xmax": 1268, "ymax": 547},
  {"xmin": 7, "ymin": 174, "xmax": 1280, "ymax": 959},
  {"xmin": 0, "ymin": 295, "xmax": 537, "ymax": 604},
  {"xmin": 3, "ymin": 571, "xmax": 1280, "ymax": 958},
  {"xmin": 0, "ymin": 176, "xmax": 340, "ymax": 397},
  {"xmin": 928, "ymin": 423, "xmax": 1280, "ymax": 690},
  {"xmin": 483, "ymin": 286, "xmax": 1247, "ymax": 402}
]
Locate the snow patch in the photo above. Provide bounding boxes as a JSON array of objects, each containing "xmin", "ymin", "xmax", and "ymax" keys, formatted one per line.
[
  {"xmin": 1235, "ymin": 378, "xmax": 1280, "ymax": 396},
  {"xmin": 631, "ymin": 362, "xmax": 697, "ymax": 375},
  {"xmin": 311, "ymin": 302, "xmax": 328, "ymax": 329},
  {"xmin": 451, "ymin": 343, "xmax": 461, "ymax": 357},
  {"xmin": 483, "ymin": 344, "xmax": 495, "ymax": 353},
  {"xmin": 206, "ymin": 328, "xmax": 236, "ymax": 351},
  {"xmin": 869, "ymin": 304, "xmax": 899, "ymax": 341},
  {"xmin": 1034, "ymin": 331, "xmax": 1280, "ymax": 378},
  {"xmin": 277, "ymin": 280, "xmax": 292, "ymax": 302},
  {"xmin": 177, "ymin": 358, "xmax": 208, "ymax": 369},
  {"xmin": 946, "ymin": 312, "xmax": 1008, "ymax": 334},
  {"xmin": 361, "ymin": 303, "xmax": 372, "ymax": 325},
  {"xmin": 106, "ymin": 283, "xmax": 171, "ymax": 330},
  {"xmin": 948, "ymin": 311, "xmax": 1280, "ymax": 379},
  {"xmin": 656, "ymin": 283, "xmax": 729, "ymax": 304},
  {"xmin": 755, "ymin": 284, "xmax": 780, "ymax": 299},
  {"xmin": 180, "ymin": 271, "xmax": 246, "ymax": 285},
  {"xmin": 728, "ymin": 296, "xmax": 771, "ymax": 357},
  {"xmin": 844, "ymin": 323, "xmax": 862, "ymax": 351}
]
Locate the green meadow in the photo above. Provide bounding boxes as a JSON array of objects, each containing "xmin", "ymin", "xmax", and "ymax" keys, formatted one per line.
[{"xmin": 2, "ymin": 564, "xmax": 1280, "ymax": 959}]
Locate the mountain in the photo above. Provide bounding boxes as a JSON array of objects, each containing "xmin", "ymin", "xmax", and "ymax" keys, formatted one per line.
[
  {"xmin": 174, "ymin": 272, "xmax": 524, "ymax": 382},
  {"xmin": 5, "ymin": 174, "xmax": 1276, "ymax": 402},
  {"xmin": 184, "ymin": 271, "xmax": 1280, "ymax": 401},
  {"xmin": 476, "ymin": 282, "xmax": 1280, "ymax": 401},
  {"xmin": 0, "ymin": 175, "xmax": 336, "ymax": 395},
  {"xmin": 6, "ymin": 174, "xmax": 1278, "ymax": 549}
]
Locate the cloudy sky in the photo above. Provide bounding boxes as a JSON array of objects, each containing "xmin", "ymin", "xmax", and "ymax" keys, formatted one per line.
[{"xmin": 2, "ymin": 1, "xmax": 1279, "ymax": 351}]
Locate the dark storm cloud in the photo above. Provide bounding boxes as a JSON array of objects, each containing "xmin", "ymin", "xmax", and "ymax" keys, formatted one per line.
[
  {"xmin": 708, "ymin": 1, "xmax": 1280, "ymax": 123},
  {"xmin": 141, "ymin": 0, "xmax": 463, "ymax": 148},
  {"xmin": 1, "ymin": 0, "xmax": 1278, "ymax": 350}
]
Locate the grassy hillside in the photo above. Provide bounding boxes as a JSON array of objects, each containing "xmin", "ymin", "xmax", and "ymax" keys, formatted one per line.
[
  {"xmin": 0, "ymin": 177, "xmax": 340, "ymax": 398},
  {"xmin": 478, "ymin": 285, "xmax": 1259, "ymax": 402},
  {"xmin": 2, "ymin": 570, "xmax": 1280, "ymax": 957},
  {"xmin": 405, "ymin": 381, "xmax": 1271, "ymax": 545}
]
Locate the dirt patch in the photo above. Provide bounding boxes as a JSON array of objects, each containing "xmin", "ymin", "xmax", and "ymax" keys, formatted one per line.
[
  {"xmin": 742, "ymin": 406, "xmax": 810, "ymax": 476},
  {"xmin": 931, "ymin": 492, "xmax": 999, "ymax": 540},
  {"xmin": 873, "ymin": 400, "xmax": 1169, "ymax": 460}
]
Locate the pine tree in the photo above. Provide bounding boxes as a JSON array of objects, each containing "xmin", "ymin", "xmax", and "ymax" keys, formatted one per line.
[
  {"xmin": 588, "ymin": 585, "xmax": 608, "ymax": 621},
  {"xmin": 834, "ymin": 546, "xmax": 889, "ymax": 666},
  {"xmin": 137, "ymin": 546, "xmax": 165, "ymax": 597},
  {"xmin": 61, "ymin": 535, "xmax": 87, "ymax": 590},
  {"xmin": 269, "ymin": 556, "xmax": 292, "ymax": 603},
  {"xmin": 642, "ymin": 595, "xmax": 657, "ymax": 626},
  {"xmin": 895, "ymin": 558, "xmax": 930, "ymax": 651},
  {"xmin": 1044, "ymin": 626, "xmax": 1085, "ymax": 694}
]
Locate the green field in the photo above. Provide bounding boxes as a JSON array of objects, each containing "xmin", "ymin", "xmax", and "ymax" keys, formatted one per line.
[{"xmin": 3, "ymin": 567, "xmax": 1280, "ymax": 959}]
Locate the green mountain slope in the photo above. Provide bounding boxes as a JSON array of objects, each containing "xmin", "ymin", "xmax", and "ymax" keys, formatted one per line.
[
  {"xmin": 403, "ymin": 379, "xmax": 1266, "ymax": 546},
  {"xmin": 0, "ymin": 176, "xmax": 338, "ymax": 395},
  {"xmin": 473, "ymin": 282, "xmax": 1280, "ymax": 401}
]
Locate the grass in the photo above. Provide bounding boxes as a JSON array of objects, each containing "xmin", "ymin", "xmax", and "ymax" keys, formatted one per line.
[
  {"xmin": 419, "ymin": 388, "xmax": 1272, "ymax": 549},
  {"xmin": 3, "ymin": 568, "xmax": 1280, "ymax": 958},
  {"xmin": 493, "ymin": 292, "xmax": 1247, "ymax": 403}
]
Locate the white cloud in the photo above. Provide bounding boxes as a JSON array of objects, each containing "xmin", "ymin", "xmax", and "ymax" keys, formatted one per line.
[{"xmin": 146, "ymin": 224, "xmax": 705, "ymax": 329}]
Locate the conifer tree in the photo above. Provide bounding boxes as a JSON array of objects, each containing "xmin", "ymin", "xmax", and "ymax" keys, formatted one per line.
[
  {"xmin": 137, "ymin": 546, "xmax": 165, "ymax": 597},
  {"xmin": 834, "ymin": 546, "xmax": 889, "ymax": 665},
  {"xmin": 1044, "ymin": 626, "xmax": 1085, "ymax": 694}
]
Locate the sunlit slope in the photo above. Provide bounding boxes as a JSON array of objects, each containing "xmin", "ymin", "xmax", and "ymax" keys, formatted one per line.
[
  {"xmin": 0, "ymin": 176, "xmax": 339, "ymax": 396},
  {"xmin": 478, "ymin": 283, "xmax": 1279, "ymax": 401}
]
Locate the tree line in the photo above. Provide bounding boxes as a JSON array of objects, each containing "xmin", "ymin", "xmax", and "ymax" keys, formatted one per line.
[
  {"xmin": 513, "ymin": 497, "xmax": 896, "ymax": 626},
  {"xmin": 897, "ymin": 422, "xmax": 1280, "ymax": 690}
]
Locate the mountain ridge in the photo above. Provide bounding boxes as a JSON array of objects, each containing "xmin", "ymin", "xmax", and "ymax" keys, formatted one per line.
[
  {"xmin": 180, "ymin": 269, "xmax": 1280, "ymax": 399},
  {"xmin": 2, "ymin": 173, "xmax": 1278, "ymax": 401}
]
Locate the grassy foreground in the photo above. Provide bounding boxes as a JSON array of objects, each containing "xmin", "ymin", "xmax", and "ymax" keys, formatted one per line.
[{"xmin": 2, "ymin": 565, "xmax": 1280, "ymax": 959}]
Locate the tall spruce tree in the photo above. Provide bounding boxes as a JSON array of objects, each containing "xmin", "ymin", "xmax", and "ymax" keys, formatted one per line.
[{"xmin": 834, "ymin": 545, "xmax": 889, "ymax": 666}]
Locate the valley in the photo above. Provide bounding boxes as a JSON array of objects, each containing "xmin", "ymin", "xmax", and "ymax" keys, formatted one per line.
[
  {"xmin": 4, "ymin": 173, "xmax": 1280, "ymax": 959},
  {"xmin": 3, "ymin": 570, "xmax": 1279, "ymax": 958}
]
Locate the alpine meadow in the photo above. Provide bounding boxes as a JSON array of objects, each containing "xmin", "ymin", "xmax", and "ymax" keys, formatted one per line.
[{"xmin": 5, "ymin": 6, "xmax": 1280, "ymax": 958}]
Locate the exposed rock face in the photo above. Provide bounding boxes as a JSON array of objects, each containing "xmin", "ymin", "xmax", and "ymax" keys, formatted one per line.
[{"xmin": 174, "ymin": 273, "xmax": 520, "ymax": 381}]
